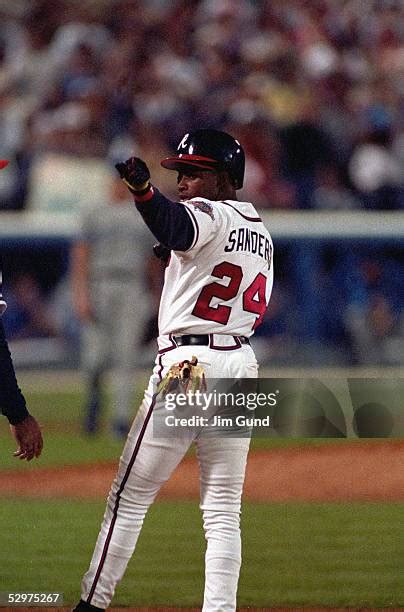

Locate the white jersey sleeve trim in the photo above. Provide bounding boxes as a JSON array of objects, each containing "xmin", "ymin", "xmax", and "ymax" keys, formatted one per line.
[
  {"xmin": 221, "ymin": 200, "xmax": 263, "ymax": 222},
  {"xmin": 183, "ymin": 205, "xmax": 199, "ymax": 251}
]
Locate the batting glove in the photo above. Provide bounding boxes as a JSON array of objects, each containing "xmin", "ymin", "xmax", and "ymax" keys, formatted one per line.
[
  {"xmin": 115, "ymin": 157, "xmax": 151, "ymax": 194},
  {"xmin": 153, "ymin": 242, "xmax": 171, "ymax": 263},
  {"xmin": 157, "ymin": 356, "xmax": 207, "ymax": 397}
]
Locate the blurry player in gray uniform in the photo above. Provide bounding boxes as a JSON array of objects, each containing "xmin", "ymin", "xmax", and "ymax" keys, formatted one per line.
[{"xmin": 71, "ymin": 173, "xmax": 155, "ymax": 437}]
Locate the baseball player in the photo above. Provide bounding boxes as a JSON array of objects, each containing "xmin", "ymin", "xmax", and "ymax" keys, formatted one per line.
[
  {"xmin": 73, "ymin": 129, "xmax": 274, "ymax": 612},
  {"xmin": 71, "ymin": 174, "xmax": 155, "ymax": 437},
  {"xmin": 0, "ymin": 160, "xmax": 43, "ymax": 461}
]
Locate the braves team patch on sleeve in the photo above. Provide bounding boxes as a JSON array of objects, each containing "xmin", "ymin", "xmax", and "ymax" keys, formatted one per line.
[{"xmin": 191, "ymin": 200, "xmax": 215, "ymax": 220}]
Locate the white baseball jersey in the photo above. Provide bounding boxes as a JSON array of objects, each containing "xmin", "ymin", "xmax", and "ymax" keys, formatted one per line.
[{"xmin": 158, "ymin": 197, "xmax": 273, "ymax": 338}]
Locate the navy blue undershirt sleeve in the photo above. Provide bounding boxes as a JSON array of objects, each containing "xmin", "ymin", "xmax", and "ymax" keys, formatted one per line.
[
  {"xmin": 135, "ymin": 188, "xmax": 195, "ymax": 251},
  {"xmin": 0, "ymin": 318, "xmax": 29, "ymax": 425}
]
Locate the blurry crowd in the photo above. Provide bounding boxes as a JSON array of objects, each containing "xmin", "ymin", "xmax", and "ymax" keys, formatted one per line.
[
  {"xmin": 0, "ymin": 0, "xmax": 403, "ymax": 211},
  {"xmin": 0, "ymin": 0, "xmax": 403, "ymax": 367}
]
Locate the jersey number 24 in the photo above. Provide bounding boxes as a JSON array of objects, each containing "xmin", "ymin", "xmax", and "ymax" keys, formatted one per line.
[{"xmin": 192, "ymin": 261, "xmax": 267, "ymax": 330}]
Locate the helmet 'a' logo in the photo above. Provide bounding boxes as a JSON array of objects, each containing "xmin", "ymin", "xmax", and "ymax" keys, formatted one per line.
[
  {"xmin": 192, "ymin": 200, "xmax": 215, "ymax": 220},
  {"xmin": 178, "ymin": 134, "xmax": 189, "ymax": 149}
]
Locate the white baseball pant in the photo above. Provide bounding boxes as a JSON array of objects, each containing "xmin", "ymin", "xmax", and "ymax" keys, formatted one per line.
[{"xmin": 81, "ymin": 336, "xmax": 258, "ymax": 611}]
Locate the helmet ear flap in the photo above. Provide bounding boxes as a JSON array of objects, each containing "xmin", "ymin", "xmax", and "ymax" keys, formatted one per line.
[{"xmin": 216, "ymin": 168, "xmax": 234, "ymax": 190}]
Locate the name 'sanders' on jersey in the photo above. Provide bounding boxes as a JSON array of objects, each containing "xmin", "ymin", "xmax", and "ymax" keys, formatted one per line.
[{"xmin": 224, "ymin": 226, "xmax": 272, "ymax": 269}]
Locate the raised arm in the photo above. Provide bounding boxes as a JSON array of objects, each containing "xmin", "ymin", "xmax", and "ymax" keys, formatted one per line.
[{"xmin": 115, "ymin": 157, "xmax": 195, "ymax": 251}]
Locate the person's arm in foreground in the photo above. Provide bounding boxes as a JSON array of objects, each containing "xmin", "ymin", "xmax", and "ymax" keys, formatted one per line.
[{"xmin": 0, "ymin": 317, "xmax": 43, "ymax": 461}]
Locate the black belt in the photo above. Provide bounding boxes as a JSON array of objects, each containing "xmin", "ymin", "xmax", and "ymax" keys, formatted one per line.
[{"xmin": 173, "ymin": 334, "xmax": 250, "ymax": 347}]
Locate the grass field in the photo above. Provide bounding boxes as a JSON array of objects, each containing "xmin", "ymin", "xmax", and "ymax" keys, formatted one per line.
[
  {"xmin": 0, "ymin": 375, "xmax": 403, "ymax": 608},
  {"xmin": 0, "ymin": 499, "xmax": 403, "ymax": 608},
  {"xmin": 0, "ymin": 376, "xmax": 381, "ymax": 469},
  {"xmin": 0, "ymin": 385, "xmax": 349, "ymax": 470}
]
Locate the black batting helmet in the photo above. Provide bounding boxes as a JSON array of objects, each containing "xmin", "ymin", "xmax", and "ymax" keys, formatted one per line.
[{"xmin": 161, "ymin": 129, "xmax": 245, "ymax": 189}]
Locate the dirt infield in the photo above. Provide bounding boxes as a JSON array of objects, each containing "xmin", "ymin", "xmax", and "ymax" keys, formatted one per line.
[
  {"xmin": 1, "ymin": 441, "xmax": 404, "ymax": 502},
  {"xmin": 4, "ymin": 444, "xmax": 404, "ymax": 612}
]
